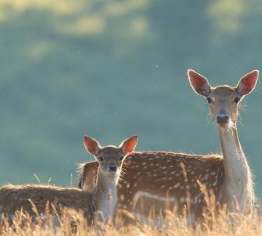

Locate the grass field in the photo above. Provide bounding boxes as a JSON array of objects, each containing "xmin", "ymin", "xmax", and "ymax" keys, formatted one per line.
[
  {"xmin": 1, "ymin": 211, "xmax": 262, "ymax": 235},
  {"xmin": 1, "ymin": 202, "xmax": 262, "ymax": 236}
]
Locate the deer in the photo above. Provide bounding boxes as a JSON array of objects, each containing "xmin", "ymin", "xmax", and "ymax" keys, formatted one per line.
[
  {"xmin": 78, "ymin": 70, "xmax": 258, "ymax": 224},
  {"xmin": 0, "ymin": 135, "xmax": 138, "ymax": 226},
  {"xmin": 188, "ymin": 69, "xmax": 259, "ymax": 215}
]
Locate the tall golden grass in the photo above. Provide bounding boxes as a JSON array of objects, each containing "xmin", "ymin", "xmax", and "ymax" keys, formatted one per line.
[
  {"xmin": 1, "ymin": 205, "xmax": 262, "ymax": 236},
  {"xmin": 0, "ymin": 180, "xmax": 261, "ymax": 235}
]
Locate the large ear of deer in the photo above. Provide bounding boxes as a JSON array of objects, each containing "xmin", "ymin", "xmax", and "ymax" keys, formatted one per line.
[
  {"xmin": 83, "ymin": 136, "xmax": 101, "ymax": 156},
  {"xmin": 187, "ymin": 69, "xmax": 211, "ymax": 97},
  {"xmin": 236, "ymin": 70, "xmax": 259, "ymax": 96},
  {"xmin": 120, "ymin": 135, "xmax": 138, "ymax": 156}
]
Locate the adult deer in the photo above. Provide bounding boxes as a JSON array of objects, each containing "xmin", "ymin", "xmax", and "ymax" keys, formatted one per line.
[
  {"xmin": 78, "ymin": 70, "xmax": 258, "ymax": 223},
  {"xmin": 188, "ymin": 69, "xmax": 259, "ymax": 215},
  {"xmin": 0, "ymin": 135, "xmax": 137, "ymax": 225}
]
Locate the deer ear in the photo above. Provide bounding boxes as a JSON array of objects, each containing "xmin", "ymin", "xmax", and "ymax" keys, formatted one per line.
[
  {"xmin": 120, "ymin": 135, "xmax": 138, "ymax": 156},
  {"xmin": 236, "ymin": 70, "xmax": 259, "ymax": 96},
  {"xmin": 78, "ymin": 161, "xmax": 98, "ymax": 191},
  {"xmin": 187, "ymin": 69, "xmax": 211, "ymax": 97},
  {"xmin": 83, "ymin": 136, "xmax": 100, "ymax": 156}
]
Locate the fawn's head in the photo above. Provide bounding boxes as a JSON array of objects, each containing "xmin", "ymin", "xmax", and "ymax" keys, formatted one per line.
[
  {"xmin": 188, "ymin": 69, "xmax": 259, "ymax": 127},
  {"xmin": 83, "ymin": 135, "xmax": 138, "ymax": 177}
]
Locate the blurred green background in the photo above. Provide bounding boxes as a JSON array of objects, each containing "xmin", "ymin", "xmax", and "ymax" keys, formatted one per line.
[{"xmin": 0, "ymin": 0, "xmax": 262, "ymax": 197}]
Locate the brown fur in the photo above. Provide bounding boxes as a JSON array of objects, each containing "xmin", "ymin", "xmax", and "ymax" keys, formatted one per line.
[
  {"xmin": 0, "ymin": 184, "xmax": 95, "ymax": 224},
  {"xmin": 78, "ymin": 152, "xmax": 224, "ymax": 220}
]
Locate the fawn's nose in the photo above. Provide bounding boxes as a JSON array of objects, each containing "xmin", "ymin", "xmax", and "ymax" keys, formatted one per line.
[
  {"xmin": 216, "ymin": 114, "xmax": 229, "ymax": 124},
  {"xmin": 109, "ymin": 163, "xmax": 117, "ymax": 172}
]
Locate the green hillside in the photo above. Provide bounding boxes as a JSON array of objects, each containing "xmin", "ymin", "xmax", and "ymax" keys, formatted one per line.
[{"xmin": 0, "ymin": 0, "xmax": 262, "ymax": 197}]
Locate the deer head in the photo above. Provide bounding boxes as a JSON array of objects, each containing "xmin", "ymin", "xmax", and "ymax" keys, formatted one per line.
[
  {"xmin": 83, "ymin": 135, "xmax": 138, "ymax": 178},
  {"xmin": 188, "ymin": 69, "xmax": 259, "ymax": 127}
]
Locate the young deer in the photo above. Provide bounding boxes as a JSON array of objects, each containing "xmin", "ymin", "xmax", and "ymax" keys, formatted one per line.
[
  {"xmin": 0, "ymin": 135, "xmax": 137, "ymax": 225},
  {"xmin": 78, "ymin": 70, "xmax": 258, "ymax": 223},
  {"xmin": 188, "ymin": 69, "xmax": 259, "ymax": 215}
]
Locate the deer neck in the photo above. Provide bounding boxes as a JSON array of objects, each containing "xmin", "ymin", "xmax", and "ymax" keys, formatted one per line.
[
  {"xmin": 218, "ymin": 125, "xmax": 253, "ymax": 213},
  {"xmin": 93, "ymin": 169, "xmax": 119, "ymax": 222}
]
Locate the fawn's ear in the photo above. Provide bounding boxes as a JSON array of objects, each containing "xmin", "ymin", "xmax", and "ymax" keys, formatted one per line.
[
  {"xmin": 236, "ymin": 70, "xmax": 259, "ymax": 96},
  {"xmin": 78, "ymin": 161, "xmax": 98, "ymax": 191},
  {"xmin": 120, "ymin": 135, "xmax": 138, "ymax": 156},
  {"xmin": 83, "ymin": 136, "xmax": 101, "ymax": 156},
  {"xmin": 187, "ymin": 69, "xmax": 211, "ymax": 97}
]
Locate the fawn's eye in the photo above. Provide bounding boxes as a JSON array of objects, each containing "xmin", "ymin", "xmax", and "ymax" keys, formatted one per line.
[
  {"xmin": 119, "ymin": 156, "xmax": 124, "ymax": 161},
  {"xmin": 234, "ymin": 97, "xmax": 240, "ymax": 103},
  {"xmin": 207, "ymin": 97, "xmax": 212, "ymax": 103},
  {"xmin": 99, "ymin": 156, "xmax": 104, "ymax": 161}
]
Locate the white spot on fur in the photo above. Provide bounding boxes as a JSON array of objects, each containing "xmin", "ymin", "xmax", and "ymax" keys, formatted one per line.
[
  {"xmin": 180, "ymin": 197, "xmax": 185, "ymax": 203},
  {"xmin": 133, "ymin": 191, "xmax": 176, "ymax": 203}
]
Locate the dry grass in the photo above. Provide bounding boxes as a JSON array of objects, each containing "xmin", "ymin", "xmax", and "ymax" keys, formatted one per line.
[
  {"xmin": 1, "ymin": 207, "xmax": 262, "ymax": 236},
  {"xmin": 0, "ymin": 180, "xmax": 260, "ymax": 235}
]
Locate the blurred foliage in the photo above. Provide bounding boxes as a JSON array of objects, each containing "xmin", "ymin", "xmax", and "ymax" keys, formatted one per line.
[{"xmin": 0, "ymin": 0, "xmax": 262, "ymax": 197}]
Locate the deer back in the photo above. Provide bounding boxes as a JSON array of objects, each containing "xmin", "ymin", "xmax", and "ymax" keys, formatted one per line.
[{"xmin": 0, "ymin": 184, "xmax": 95, "ymax": 224}]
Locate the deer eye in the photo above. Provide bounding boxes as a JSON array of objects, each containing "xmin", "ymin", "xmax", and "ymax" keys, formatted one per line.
[
  {"xmin": 119, "ymin": 156, "xmax": 124, "ymax": 161},
  {"xmin": 234, "ymin": 97, "xmax": 240, "ymax": 103},
  {"xmin": 207, "ymin": 97, "xmax": 212, "ymax": 103},
  {"xmin": 99, "ymin": 156, "xmax": 104, "ymax": 161}
]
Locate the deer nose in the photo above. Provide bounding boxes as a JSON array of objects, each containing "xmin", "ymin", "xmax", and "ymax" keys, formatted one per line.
[
  {"xmin": 109, "ymin": 163, "xmax": 117, "ymax": 172},
  {"xmin": 216, "ymin": 114, "xmax": 229, "ymax": 124}
]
